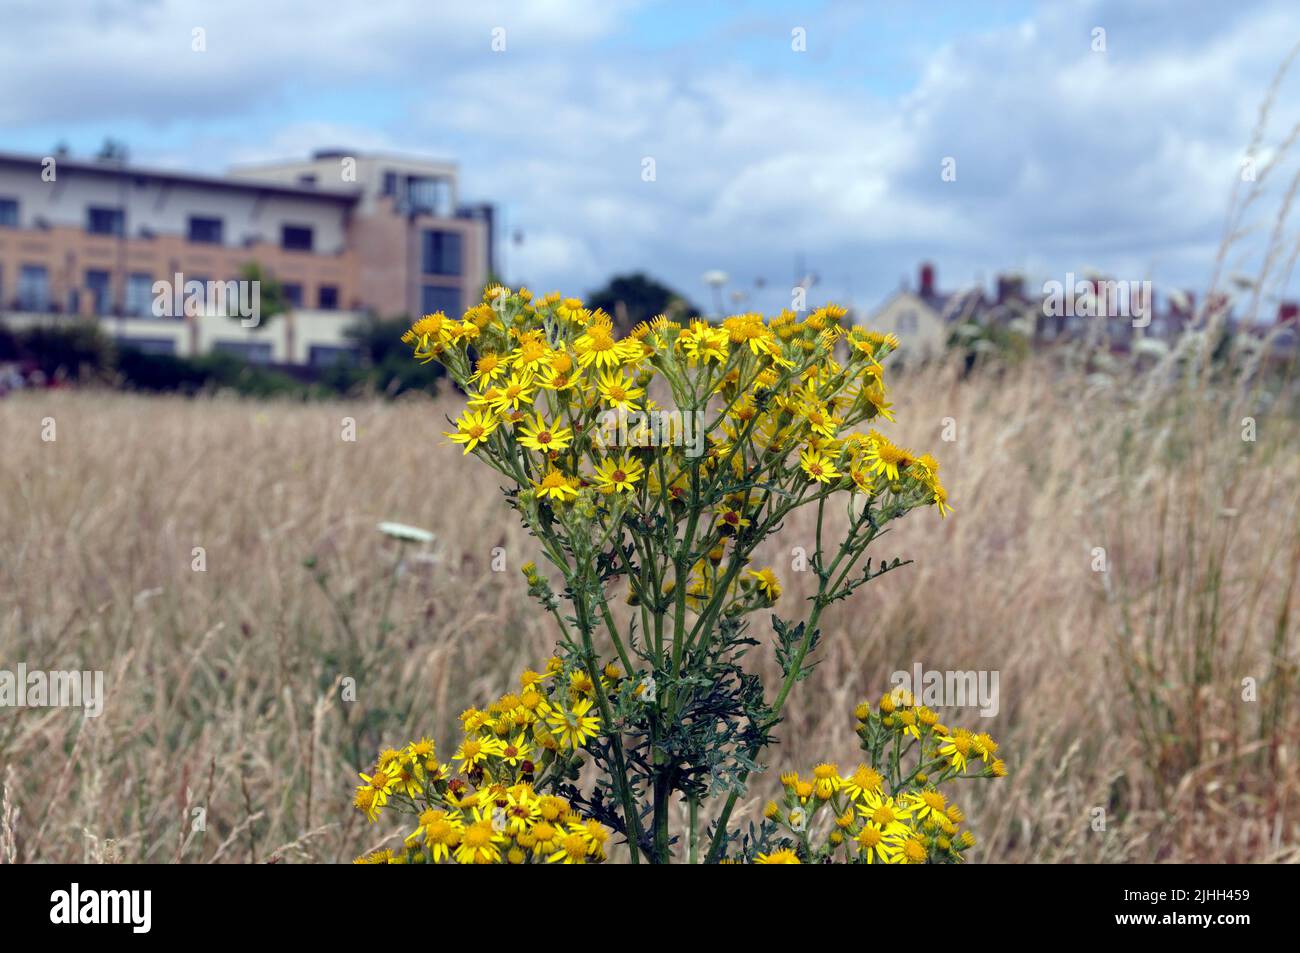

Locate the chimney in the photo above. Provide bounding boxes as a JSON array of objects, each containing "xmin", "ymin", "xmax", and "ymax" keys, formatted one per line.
[
  {"xmin": 995, "ymin": 273, "xmax": 1024, "ymax": 304},
  {"xmin": 1278, "ymin": 301, "xmax": 1299, "ymax": 324},
  {"xmin": 919, "ymin": 262, "xmax": 935, "ymax": 297}
]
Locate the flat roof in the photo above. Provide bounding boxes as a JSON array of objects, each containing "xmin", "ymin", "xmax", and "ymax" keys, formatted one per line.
[
  {"xmin": 0, "ymin": 150, "xmax": 362, "ymax": 204},
  {"xmin": 232, "ymin": 149, "xmax": 459, "ymax": 175}
]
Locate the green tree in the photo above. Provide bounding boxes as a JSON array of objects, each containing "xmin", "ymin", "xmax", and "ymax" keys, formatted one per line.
[
  {"xmin": 342, "ymin": 315, "xmax": 445, "ymax": 396},
  {"xmin": 587, "ymin": 272, "xmax": 701, "ymax": 333},
  {"xmin": 235, "ymin": 262, "xmax": 288, "ymax": 332}
]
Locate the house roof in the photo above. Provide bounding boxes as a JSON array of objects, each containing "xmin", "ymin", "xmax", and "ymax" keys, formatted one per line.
[
  {"xmin": 923, "ymin": 288, "xmax": 985, "ymax": 319},
  {"xmin": 0, "ymin": 150, "xmax": 361, "ymax": 204},
  {"xmin": 872, "ymin": 286, "xmax": 983, "ymax": 321}
]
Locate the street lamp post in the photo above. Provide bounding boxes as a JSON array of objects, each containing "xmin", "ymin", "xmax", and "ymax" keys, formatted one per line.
[{"xmin": 702, "ymin": 269, "xmax": 728, "ymax": 320}]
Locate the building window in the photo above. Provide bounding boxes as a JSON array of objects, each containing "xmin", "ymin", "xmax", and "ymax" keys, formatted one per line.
[
  {"xmin": 282, "ymin": 283, "xmax": 303, "ymax": 308},
  {"xmin": 281, "ymin": 225, "xmax": 314, "ymax": 252},
  {"xmin": 87, "ymin": 206, "xmax": 125, "ymax": 236},
  {"xmin": 897, "ymin": 310, "xmax": 918, "ymax": 333},
  {"xmin": 318, "ymin": 285, "xmax": 339, "ymax": 310},
  {"xmin": 421, "ymin": 230, "xmax": 462, "ymax": 276},
  {"xmin": 188, "ymin": 216, "xmax": 224, "ymax": 244},
  {"xmin": 382, "ymin": 171, "xmax": 398, "ymax": 196},
  {"xmin": 0, "ymin": 197, "xmax": 17, "ymax": 227},
  {"xmin": 421, "ymin": 285, "xmax": 460, "ymax": 316},
  {"xmin": 126, "ymin": 273, "xmax": 155, "ymax": 317},
  {"xmin": 297, "ymin": 173, "xmax": 318, "ymax": 187},
  {"xmin": 85, "ymin": 270, "xmax": 112, "ymax": 314},
  {"xmin": 213, "ymin": 340, "xmax": 274, "ymax": 364},
  {"xmin": 117, "ymin": 337, "xmax": 176, "ymax": 356},
  {"xmin": 408, "ymin": 177, "xmax": 451, "ymax": 216},
  {"xmin": 18, "ymin": 265, "xmax": 49, "ymax": 311},
  {"xmin": 179, "ymin": 276, "xmax": 211, "ymax": 318},
  {"xmin": 309, "ymin": 344, "xmax": 359, "ymax": 368}
]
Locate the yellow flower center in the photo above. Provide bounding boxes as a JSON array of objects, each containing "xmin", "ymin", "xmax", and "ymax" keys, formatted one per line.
[
  {"xmin": 852, "ymin": 766, "xmax": 882, "ymax": 791},
  {"xmin": 463, "ymin": 823, "xmax": 492, "ymax": 849},
  {"xmin": 428, "ymin": 820, "xmax": 452, "ymax": 842}
]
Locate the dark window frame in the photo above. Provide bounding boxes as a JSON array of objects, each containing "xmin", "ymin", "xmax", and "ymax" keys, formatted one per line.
[
  {"xmin": 117, "ymin": 336, "xmax": 177, "ymax": 356},
  {"xmin": 212, "ymin": 339, "xmax": 275, "ymax": 364},
  {"xmin": 421, "ymin": 229, "xmax": 462, "ymax": 276},
  {"xmin": 187, "ymin": 215, "xmax": 225, "ymax": 245},
  {"xmin": 18, "ymin": 264, "xmax": 51, "ymax": 311},
  {"xmin": 85, "ymin": 269, "xmax": 112, "ymax": 314},
  {"xmin": 87, "ymin": 206, "xmax": 125, "ymax": 236},
  {"xmin": 125, "ymin": 272, "xmax": 155, "ymax": 317},
  {"xmin": 281, "ymin": 224, "xmax": 314, "ymax": 252},
  {"xmin": 308, "ymin": 344, "xmax": 360, "ymax": 368},
  {"xmin": 420, "ymin": 284, "xmax": 461, "ymax": 316}
]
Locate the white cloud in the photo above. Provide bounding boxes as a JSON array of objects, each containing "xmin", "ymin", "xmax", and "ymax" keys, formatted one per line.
[
  {"xmin": 0, "ymin": 0, "xmax": 637, "ymax": 123},
  {"xmin": 4, "ymin": 0, "xmax": 1300, "ymax": 311}
]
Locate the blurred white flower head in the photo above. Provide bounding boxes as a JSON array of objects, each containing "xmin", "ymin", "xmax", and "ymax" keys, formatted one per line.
[{"xmin": 377, "ymin": 521, "xmax": 435, "ymax": 544}]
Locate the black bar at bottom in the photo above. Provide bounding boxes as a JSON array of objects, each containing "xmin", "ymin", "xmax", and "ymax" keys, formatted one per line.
[{"xmin": 0, "ymin": 862, "xmax": 1279, "ymax": 939}]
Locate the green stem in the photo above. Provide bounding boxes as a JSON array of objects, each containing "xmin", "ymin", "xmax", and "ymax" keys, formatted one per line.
[
  {"xmin": 574, "ymin": 580, "xmax": 644, "ymax": 863},
  {"xmin": 688, "ymin": 795, "xmax": 700, "ymax": 863}
]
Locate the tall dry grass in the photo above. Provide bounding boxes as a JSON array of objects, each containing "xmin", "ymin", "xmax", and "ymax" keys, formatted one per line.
[{"xmin": 0, "ymin": 346, "xmax": 1295, "ymax": 863}]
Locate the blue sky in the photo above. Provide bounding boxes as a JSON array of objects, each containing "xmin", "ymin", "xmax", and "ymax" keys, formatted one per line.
[{"xmin": 2, "ymin": 0, "xmax": 1299, "ymax": 316}]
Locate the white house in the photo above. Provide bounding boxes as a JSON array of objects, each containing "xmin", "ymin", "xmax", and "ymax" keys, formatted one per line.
[{"xmin": 867, "ymin": 264, "xmax": 982, "ymax": 363}]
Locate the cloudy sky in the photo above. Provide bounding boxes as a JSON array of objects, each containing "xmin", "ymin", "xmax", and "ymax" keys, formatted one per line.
[{"xmin": 3, "ymin": 0, "xmax": 1299, "ymax": 314}]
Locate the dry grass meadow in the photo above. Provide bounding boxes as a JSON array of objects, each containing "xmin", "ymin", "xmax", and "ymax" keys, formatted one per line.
[{"xmin": 1, "ymin": 349, "xmax": 1297, "ymax": 863}]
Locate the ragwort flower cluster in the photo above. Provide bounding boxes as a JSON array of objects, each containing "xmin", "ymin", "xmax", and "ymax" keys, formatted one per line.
[
  {"xmin": 353, "ymin": 658, "xmax": 613, "ymax": 864},
  {"xmin": 355, "ymin": 287, "xmax": 966, "ymax": 864},
  {"xmin": 755, "ymin": 690, "xmax": 1007, "ymax": 864}
]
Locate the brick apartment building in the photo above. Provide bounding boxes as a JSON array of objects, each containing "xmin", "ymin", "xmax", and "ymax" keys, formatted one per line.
[{"xmin": 0, "ymin": 147, "xmax": 492, "ymax": 366}]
